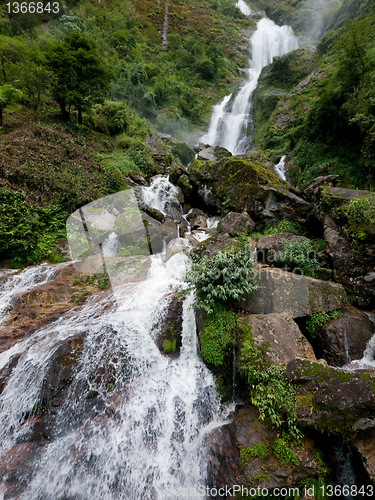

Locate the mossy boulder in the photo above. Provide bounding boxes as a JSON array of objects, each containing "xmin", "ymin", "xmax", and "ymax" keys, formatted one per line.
[
  {"xmin": 217, "ymin": 211, "xmax": 255, "ymax": 236},
  {"xmin": 286, "ymin": 358, "xmax": 375, "ymax": 434},
  {"xmin": 173, "ymin": 157, "xmax": 312, "ymax": 226}
]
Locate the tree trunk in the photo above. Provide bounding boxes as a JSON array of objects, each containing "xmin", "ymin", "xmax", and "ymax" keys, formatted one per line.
[
  {"xmin": 59, "ymin": 101, "xmax": 69, "ymax": 121},
  {"xmin": 78, "ymin": 107, "xmax": 82, "ymax": 125}
]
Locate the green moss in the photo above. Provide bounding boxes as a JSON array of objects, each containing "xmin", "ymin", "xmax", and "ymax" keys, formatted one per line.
[{"xmin": 239, "ymin": 443, "xmax": 269, "ymax": 465}]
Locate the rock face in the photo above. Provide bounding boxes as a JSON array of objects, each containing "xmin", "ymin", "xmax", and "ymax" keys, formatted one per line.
[
  {"xmin": 241, "ymin": 265, "xmax": 347, "ymax": 318},
  {"xmin": 238, "ymin": 313, "xmax": 316, "ymax": 366},
  {"xmin": 257, "ymin": 232, "xmax": 311, "ymax": 263},
  {"xmin": 310, "ymin": 185, "xmax": 375, "ymax": 308},
  {"xmin": 206, "ymin": 404, "xmax": 321, "ymax": 490},
  {"xmin": 318, "ymin": 306, "xmax": 375, "ymax": 366},
  {"xmin": 192, "ymin": 233, "xmax": 239, "ymax": 260},
  {"xmin": 217, "ymin": 211, "xmax": 255, "ymax": 236},
  {"xmin": 286, "ymin": 358, "xmax": 375, "ymax": 433}
]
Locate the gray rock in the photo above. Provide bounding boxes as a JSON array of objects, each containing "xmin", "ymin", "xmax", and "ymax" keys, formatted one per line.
[
  {"xmin": 257, "ymin": 232, "xmax": 311, "ymax": 263},
  {"xmin": 241, "ymin": 265, "xmax": 347, "ymax": 318},
  {"xmin": 217, "ymin": 212, "xmax": 255, "ymax": 236},
  {"xmin": 238, "ymin": 313, "xmax": 316, "ymax": 366}
]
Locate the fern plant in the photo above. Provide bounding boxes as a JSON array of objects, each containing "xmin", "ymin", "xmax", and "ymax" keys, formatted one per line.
[{"xmin": 276, "ymin": 239, "xmax": 320, "ymax": 278}]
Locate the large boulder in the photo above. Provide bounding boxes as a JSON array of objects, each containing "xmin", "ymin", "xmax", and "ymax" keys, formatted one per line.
[
  {"xmin": 241, "ymin": 265, "xmax": 347, "ymax": 318},
  {"xmin": 206, "ymin": 404, "xmax": 322, "ymax": 490},
  {"xmin": 286, "ymin": 358, "xmax": 375, "ymax": 433},
  {"xmin": 318, "ymin": 306, "xmax": 375, "ymax": 367},
  {"xmin": 238, "ymin": 313, "xmax": 316, "ymax": 366},
  {"xmin": 192, "ymin": 233, "xmax": 240, "ymax": 260},
  {"xmin": 217, "ymin": 211, "xmax": 255, "ymax": 236},
  {"xmin": 171, "ymin": 157, "xmax": 313, "ymax": 226}
]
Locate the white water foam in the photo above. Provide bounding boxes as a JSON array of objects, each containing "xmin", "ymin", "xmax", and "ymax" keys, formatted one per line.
[{"xmin": 274, "ymin": 155, "xmax": 287, "ymax": 181}]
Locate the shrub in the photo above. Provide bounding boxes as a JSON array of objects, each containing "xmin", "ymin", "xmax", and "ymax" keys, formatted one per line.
[
  {"xmin": 240, "ymin": 443, "xmax": 269, "ymax": 465},
  {"xmin": 276, "ymin": 239, "xmax": 320, "ymax": 277},
  {"xmin": 272, "ymin": 438, "xmax": 299, "ymax": 466},
  {"xmin": 199, "ymin": 305, "xmax": 236, "ymax": 367},
  {"xmin": 185, "ymin": 240, "xmax": 259, "ymax": 313},
  {"xmin": 346, "ymin": 193, "xmax": 375, "ymax": 240},
  {"xmin": 264, "ymin": 219, "xmax": 302, "ymax": 236},
  {"xmin": 89, "ymin": 101, "xmax": 129, "ymax": 136}
]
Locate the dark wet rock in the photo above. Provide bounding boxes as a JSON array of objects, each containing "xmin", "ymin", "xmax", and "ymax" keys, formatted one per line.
[
  {"xmin": 217, "ymin": 212, "xmax": 255, "ymax": 236},
  {"xmin": 286, "ymin": 358, "xmax": 375, "ymax": 433},
  {"xmin": 353, "ymin": 428, "xmax": 375, "ymax": 481},
  {"xmin": 238, "ymin": 313, "xmax": 316, "ymax": 367},
  {"xmin": 318, "ymin": 306, "xmax": 375, "ymax": 367},
  {"xmin": 241, "ymin": 265, "xmax": 346, "ymax": 318},
  {"xmin": 185, "ymin": 208, "xmax": 209, "ymax": 230},
  {"xmin": 138, "ymin": 202, "xmax": 165, "ymax": 223},
  {"xmin": 302, "ymin": 175, "xmax": 339, "ymax": 199},
  {"xmin": 154, "ymin": 292, "xmax": 184, "ymax": 357},
  {"xmin": 206, "ymin": 404, "xmax": 321, "ymax": 490}
]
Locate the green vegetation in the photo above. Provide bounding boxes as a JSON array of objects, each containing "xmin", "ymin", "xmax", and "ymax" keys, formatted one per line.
[
  {"xmin": 0, "ymin": 84, "xmax": 22, "ymax": 126},
  {"xmin": 199, "ymin": 305, "xmax": 236, "ymax": 367},
  {"xmin": 239, "ymin": 322, "xmax": 302, "ymax": 441},
  {"xmin": 346, "ymin": 193, "xmax": 375, "ymax": 240},
  {"xmin": 186, "ymin": 240, "xmax": 259, "ymax": 314},
  {"xmin": 272, "ymin": 437, "xmax": 299, "ymax": 466},
  {"xmin": 263, "ymin": 219, "xmax": 302, "ymax": 236},
  {"xmin": 162, "ymin": 339, "xmax": 177, "ymax": 354},
  {"xmin": 306, "ymin": 310, "xmax": 342, "ymax": 338},
  {"xmin": 276, "ymin": 239, "xmax": 320, "ymax": 277},
  {"xmin": 239, "ymin": 442, "xmax": 269, "ymax": 464}
]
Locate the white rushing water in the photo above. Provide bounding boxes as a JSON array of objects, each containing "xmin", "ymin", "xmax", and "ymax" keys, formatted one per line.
[
  {"xmin": 274, "ymin": 155, "xmax": 287, "ymax": 181},
  {"xmin": 203, "ymin": 18, "xmax": 298, "ymax": 154},
  {"xmin": 200, "ymin": 94, "xmax": 232, "ymax": 146},
  {"xmin": 141, "ymin": 176, "xmax": 182, "ymax": 216},
  {"xmin": 236, "ymin": 0, "xmax": 251, "ymax": 16},
  {"xmin": 0, "ymin": 178, "xmax": 226, "ymax": 499},
  {"xmin": 344, "ymin": 313, "xmax": 375, "ymax": 370}
]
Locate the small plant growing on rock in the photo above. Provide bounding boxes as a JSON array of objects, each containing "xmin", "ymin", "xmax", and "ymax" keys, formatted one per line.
[
  {"xmin": 264, "ymin": 219, "xmax": 302, "ymax": 236},
  {"xmin": 162, "ymin": 339, "xmax": 176, "ymax": 354},
  {"xmin": 239, "ymin": 443, "xmax": 269, "ymax": 465},
  {"xmin": 306, "ymin": 310, "xmax": 341, "ymax": 338},
  {"xmin": 277, "ymin": 239, "xmax": 320, "ymax": 278}
]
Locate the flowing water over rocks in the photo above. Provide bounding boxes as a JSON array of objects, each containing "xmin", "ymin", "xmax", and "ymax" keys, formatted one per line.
[{"xmin": 0, "ymin": 179, "xmax": 226, "ymax": 499}]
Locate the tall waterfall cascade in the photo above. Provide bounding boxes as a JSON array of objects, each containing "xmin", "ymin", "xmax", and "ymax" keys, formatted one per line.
[
  {"xmin": 202, "ymin": 18, "xmax": 298, "ymax": 154},
  {"xmin": 236, "ymin": 0, "xmax": 251, "ymax": 16},
  {"xmin": 0, "ymin": 178, "xmax": 230, "ymax": 499}
]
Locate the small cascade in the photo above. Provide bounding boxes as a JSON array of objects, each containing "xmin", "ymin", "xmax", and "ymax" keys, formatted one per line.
[
  {"xmin": 0, "ymin": 262, "xmax": 70, "ymax": 325},
  {"xmin": 344, "ymin": 314, "xmax": 375, "ymax": 371},
  {"xmin": 141, "ymin": 176, "xmax": 182, "ymax": 216},
  {"xmin": 343, "ymin": 329, "xmax": 351, "ymax": 364},
  {"xmin": 203, "ymin": 18, "xmax": 298, "ymax": 154},
  {"xmin": 236, "ymin": 0, "xmax": 251, "ymax": 16},
  {"xmin": 274, "ymin": 155, "xmax": 287, "ymax": 181},
  {"xmin": 200, "ymin": 94, "xmax": 232, "ymax": 146},
  {"xmin": 207, "ymin": 216, "xmax": 220, "ymax": 230}
]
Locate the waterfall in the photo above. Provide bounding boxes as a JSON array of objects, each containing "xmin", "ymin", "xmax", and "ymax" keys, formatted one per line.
[
  {"xmin": 344, "ymin": 313, "xmax": 375, "ymax": 371},
  {"xmin": 141, "ymin": 176, "xmax": 182, "ymax": 216},
  {"xmin": 236, "ymin": 0, "xmax": 251, "ymax": 16},
  {"xmin": 274, "ymin": 155, "xmax": 287, "ymax": 181},
  {"xmin": 200, "ymin": 94, "xmax": 232, "ymax": 146},
  {"xmin": 0, "ymin": 179, "xmax": 225, "ymax": 499},
  {"xmin": 204, "ymin": 18, "xmax": 298, "ymax": 154}
]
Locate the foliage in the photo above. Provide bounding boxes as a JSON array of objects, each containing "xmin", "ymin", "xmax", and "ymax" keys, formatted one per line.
[
  {"xmin": 239, "ymin": 443, "xmax": 269, "ymax": 465},
  {"xmin": 45, "ymin": 32, "xmax": 113, "ymax": 124},
  {"xmin": 239, "ymin": 323, "xmax": 302, "ymax": 440},
  {"xmin": 346, "ymin": 193, "xmax": 375, "ymax": 239},
  {"xmin": 276, "ymin": 239, "xmax": 320, "ymax": 278},
  {"xmin": 263, "ymin": 219, "xmax": 302, "ymax": 236},
  {"xmin": 89, "ymin": 101, "xmax": 130, "ymax": 136},
  {"xmin": 272, "ymin": 437, "xmax": 299, "ymax": 466},
  {"xmin": 0, "ymin": 188, "xmax": 67, "ymax": 267},
  {"xmin": 306, "ymin": 310, "xmax": 342, "ymax": 338},
  {"xmin": 171, "ymin": 142, "xmax": 195, "ymax": 166},
  {"xmin": 199, "ymin": 305, "xmax": 236, "ymax": 367},
  {"xmin": 185, "ymin": 240, "xmax": 259, "ymax": 314},
  {"xmin": 162, "ymin": 339, "xmax": 176, "ymax": 354},
  {"xmin": 20, "ymin": 64, "xmax": 55, "ymax": 117},
  {"xmin": 0, "ymin": 83, "xmax": 22, "ymax": 125}
]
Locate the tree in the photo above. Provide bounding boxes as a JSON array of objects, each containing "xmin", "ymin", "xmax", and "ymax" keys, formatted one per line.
[
  {"xmin": 0, "ymin": 84, "xmax": 22, "ymax": 126},
  {"xmin": 21, "ymin": 64, "xmax": 55, "ymax": 118},
  {"xmin": 45, "ymin": 32, "xmax": 113, "ymax": 124}
]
